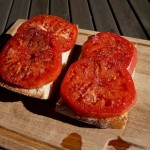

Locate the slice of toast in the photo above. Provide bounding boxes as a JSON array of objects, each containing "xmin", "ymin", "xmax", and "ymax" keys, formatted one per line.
[
  {"xmin": 55, "ymin": 56, "xmax": 136, "ymax": 129},
  {"xmin": 0, "ymin": 50, "xmax": 72, "ymax": 99},
  {"xmin": 55, "ymin": 98, "xmax": 128, "ymax": 129},
  {"xmin": 0, "ymin": 19, "xmax": 75, "ymax": 99},
  {"xmin": 55, "ymin": 62, "xmax": 135, "ymax": 129},
  {"xmin": 55, "ymin": 69, "xmax": 135, "ymax": 128},
  {"xmin": 55, "ymin": 68, "xmax": 135, "ymax": 129},
  {"xmin": 55, "ymin": 59, "xmax": 135, "ymax": 129}
]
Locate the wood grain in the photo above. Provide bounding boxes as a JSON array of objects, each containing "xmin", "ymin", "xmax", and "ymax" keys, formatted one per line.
[
  {"xmin": 129, "ymin": 0, "xmax": 150, "ymax": 39},
  {"xmin": 0, "ymin": 127, "xmax": 59, "ymax": 150},
  {"xmin": 69, "ymin": 0, "xmax": 94, "ymax": 30},
  {"xmin": 0, "ymin": 0, "xmax": 13, "ymax": 35},
  {"xmin": 29, "ymin": 0, "xmax": 49, "ymax": 18},
  {"xmin": 5, "ymin": 0, "xmax": 31, "ymax": 30},
  {"xmin": 109, "ymin": 0, "xmax": 147, "ymax": 39},
  {"xmin": 0, "ymin": 19, "xmax": 150, "ymax": 150},
  {"xmin": 88, "ymin": 0, "xmax": 119, "ymax": 33},
  {"xmin": 50, "ymin": 0, "xmax": 70, "ymax": 21}
]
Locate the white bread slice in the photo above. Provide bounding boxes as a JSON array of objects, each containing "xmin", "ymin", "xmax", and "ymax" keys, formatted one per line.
[
  {"xmin": 56, "ymin": 68, "xmax": 135, "ymax": 129},
  {"xmin": 0, "ymin": 50, "xmax": 72, "ymax": 99},
  {"xmin": 55, "ymin": 60, "xmax": 135, "ymax": 129},
  {"xmin": 55, "ymin": 69, "xmax": 135, "ymax": 129},
  {"xmin": 0, "ymin": 19, "xmax": 75, "ymax": 99}
]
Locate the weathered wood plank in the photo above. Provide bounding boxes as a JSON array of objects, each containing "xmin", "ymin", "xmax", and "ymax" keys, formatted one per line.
[
  {"xmin": 109, "ymin": 0, "xmax": 147, "ymax": 39},
  {"xmin": 89, "ymin": 0, "xmax": 119, "ymax": 33},
  {"xmin": 29, "ymin": 0, "xmax": 49, "ymax": 18},
  {"xmin": 50, "ymin": 0, "xmax": 70, "ymax": 21},
  {"xmin": 5, "ymin": 0, "xmax": 31, "ymax": 30},
  {"xmin": 69, "ymin": 0, "xmax": 94, "ymax": 30},
  {"xmin": 0, "ymin": 0, "xmax": 13, "ymax": 35},
  {"xmin": 0, "ymin": 127, "xmax": 59, "ymax": 150},
  {"xmin": 129, "ymin": 0, "xmax": 150, "ymax": 39}
]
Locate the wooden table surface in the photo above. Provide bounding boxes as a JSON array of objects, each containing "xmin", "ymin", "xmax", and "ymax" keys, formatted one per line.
[
  {"xmin": 0, "ymin": 0, "xmax": 150, "ymax": 39},
  {"xmin": 0, "ymin": 0, "xmax": 150, "ymax": 150}
]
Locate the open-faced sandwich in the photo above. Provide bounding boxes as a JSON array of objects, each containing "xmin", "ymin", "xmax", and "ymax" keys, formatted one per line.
[
  {"xmin": 0, "ymin": 15, "xmax": 78, "ymax": 99},
  {"xmin": 56, "ymin": 32, "xmax": 137, "ymax": 129}
]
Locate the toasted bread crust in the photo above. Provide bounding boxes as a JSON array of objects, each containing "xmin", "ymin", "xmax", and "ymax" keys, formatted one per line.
[
  {"xmin": 0, "ymin": 80, "xmax": 52, "ymax": 99},
  {"xmin": 56, "ymin": 98, "xmax": 128, "ymax": 129}
]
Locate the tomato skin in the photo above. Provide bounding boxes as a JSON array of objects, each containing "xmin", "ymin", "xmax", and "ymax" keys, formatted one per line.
[
  {"xmin": 60, "ymin": 56, "xmax": 136, "ymax": 118},
  {"xmin": 0, "ymin": 28, "xmax": 62, "ymax": 88},
  {"xmin": 81, "ymin": 32, "xmax": 137, "ymax": 75},
  {"xmin": 17, "ymin": 15, "xmax": 78, "ymax": 52}
]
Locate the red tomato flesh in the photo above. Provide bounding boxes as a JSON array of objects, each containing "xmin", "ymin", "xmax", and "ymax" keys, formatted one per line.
[
  {"xmin": 17, "ymin": 15, "xmax": 78, "ymax": 52},
  {"xmin": 81, "ymin": 32, "xmax": 137, "ymax": 75},
  {"xmin": 0, "ymin": 28, "xmax": 62, "ymax": 88},
  {"xmin": 60, "ymin": 56, "xmax": 136, "ymax": 118}
]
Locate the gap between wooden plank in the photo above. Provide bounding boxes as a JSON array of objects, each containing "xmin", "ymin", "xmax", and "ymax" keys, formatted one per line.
[
  {"xmin": 88, "ymin": 0, "xmax": 119, "ymax": 33},
  {"xmin": 128, "ymin": 0, "xmax": 150, "ymax": 39},
  {"xmin": 69, "ymin": 0, "xmax": 94, "ymax": 30},
  {"xmin": 109, "ymin": 0, "xmax": 147, "ymax": 39},
  {"xmin": 29, "ymin": 0, "xmax": 49, "ymax": 18},
  {"xmin": 5, "ymin": 0, "xmax": 31, "ymax": 30},
  {"xmin": 0, "ymin": 0, "xmax": 13, "ymax": 35},
  {"xmin": 50, "ymin": 0, "xmax": 70, "ymax": 21}
]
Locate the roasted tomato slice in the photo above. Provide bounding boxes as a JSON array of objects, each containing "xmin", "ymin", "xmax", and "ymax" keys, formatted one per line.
[
  {"xmin": 81, "ymin": 32, "xmax": 137, "ymax": 75},
  {"xmin": 60, "ymin": 56, "xmax": 136, "ymax": 118},
  {"xmin": 0, "ymin": 28, "xmax": 62, "ymax": 88},
  {"xmin": 17, "ymin": 15, "xmax": 78, "ymax": 52}
]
